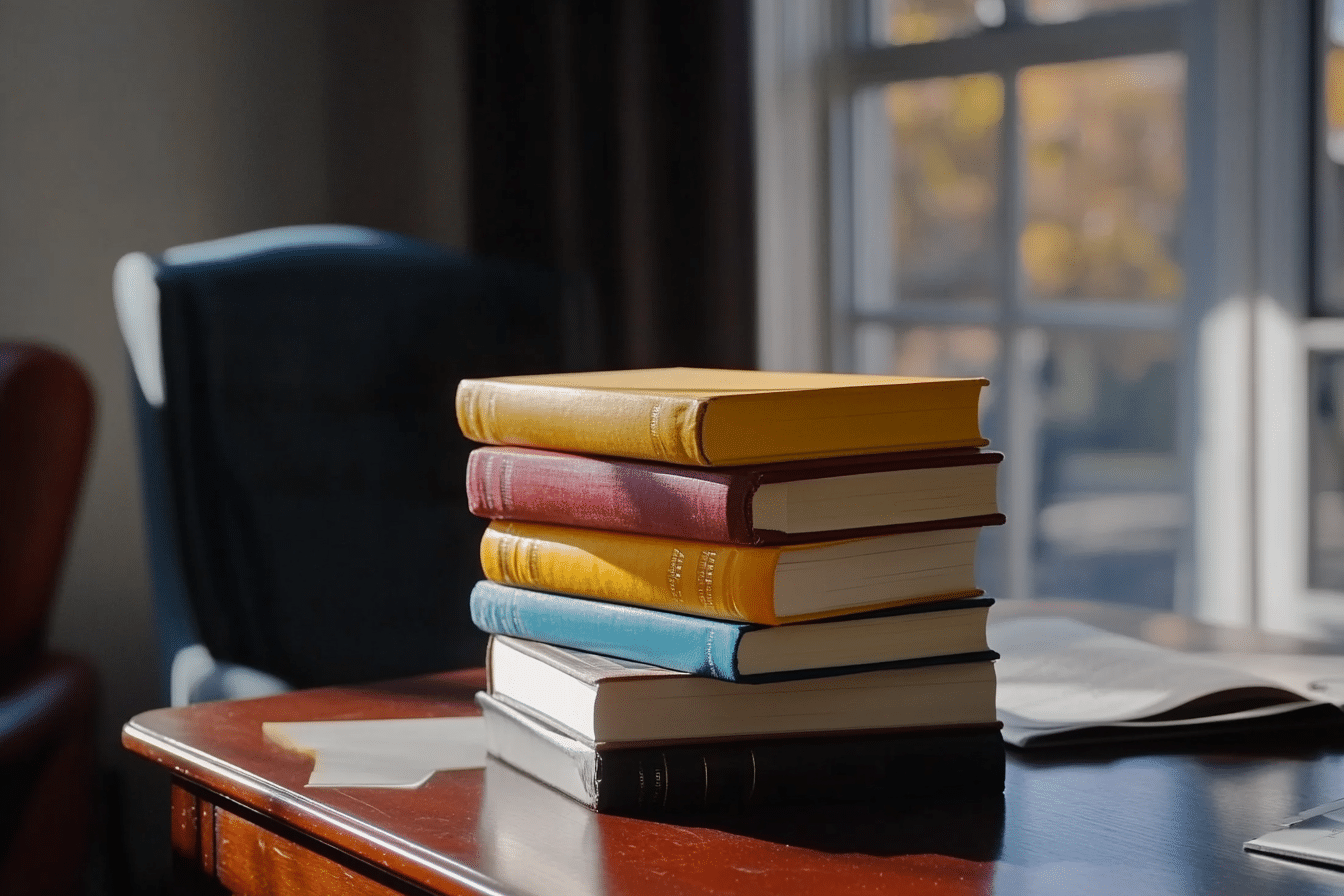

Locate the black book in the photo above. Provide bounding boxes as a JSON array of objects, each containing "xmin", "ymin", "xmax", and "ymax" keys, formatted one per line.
[{"xmin": 477, "ymin": 692, "xmax": 1005, "ymax": 816}]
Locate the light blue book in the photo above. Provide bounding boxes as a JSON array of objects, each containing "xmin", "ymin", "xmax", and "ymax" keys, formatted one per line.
[{"xmin": 469, "ymin": 580, "xmax": 995, "ymax": 683}]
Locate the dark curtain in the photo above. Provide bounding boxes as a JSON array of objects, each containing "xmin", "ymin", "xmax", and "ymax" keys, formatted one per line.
[{"xmin": 466, "ymin": 0, "xmax": 757, "ymax": 371}]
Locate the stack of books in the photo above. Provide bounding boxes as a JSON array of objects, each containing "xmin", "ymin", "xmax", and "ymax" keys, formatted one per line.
[{"xmin": 455, "ymin": 368, "xmax": 1007, "ymax": 815}]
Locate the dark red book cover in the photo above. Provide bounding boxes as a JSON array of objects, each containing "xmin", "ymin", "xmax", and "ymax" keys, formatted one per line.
[{"xmin": 466, "ymin": 446, "xmax": 1004, "ymax": 545}]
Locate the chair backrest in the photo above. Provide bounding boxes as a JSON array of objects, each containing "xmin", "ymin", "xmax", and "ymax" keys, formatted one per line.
[
  {"xmin": 0, "ymin": 344, "xmax": 94, "ymax": 686},
  {"xmin": 115, "ymin": 225, "xmax": 598, "ymax": 690}
]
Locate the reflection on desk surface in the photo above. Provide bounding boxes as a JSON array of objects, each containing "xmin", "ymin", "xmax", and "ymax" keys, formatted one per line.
[
  {"xmin": 478, "ymin": 760, "xmax": 603, "ymax": 896},
  {"xmin": 474, "ymin": 742, "xmax": 1344, "ymax": 896},
  {"xmin": 478, "ymin": 757, "xmax": 1003, "ymax": 896}
]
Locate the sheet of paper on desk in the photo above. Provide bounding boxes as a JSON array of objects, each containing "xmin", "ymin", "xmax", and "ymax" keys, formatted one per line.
[
  {"xmin": 989, "ymin": 617, "xmax": 1340, "ymax": 748},
  {"xmin": 1246, "ymin": 796, "xmax": 1344, "ymax": 869},
  {"xmin": 262, "ymin": 716, "xmax": 486, "ymax": 787}
]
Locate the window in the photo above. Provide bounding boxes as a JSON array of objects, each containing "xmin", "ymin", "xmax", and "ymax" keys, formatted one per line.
[{"xmin": 755, "ymin": 0, "xmax": 1321, "ymax": 631}]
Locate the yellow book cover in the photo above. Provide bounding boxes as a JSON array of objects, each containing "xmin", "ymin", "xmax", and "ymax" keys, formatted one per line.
[
  {"xmin": 456, "ymin": 367, "xmax": 989, "ymax": 466},
  {"xmin": 479, "ymin": 520, "xmax": 984, "ymax": 625}
]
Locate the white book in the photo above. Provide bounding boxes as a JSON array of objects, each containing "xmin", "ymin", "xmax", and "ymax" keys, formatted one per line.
[{"xmin": 486, "ymin": 635, "xmax": 998, "ymax": 747}]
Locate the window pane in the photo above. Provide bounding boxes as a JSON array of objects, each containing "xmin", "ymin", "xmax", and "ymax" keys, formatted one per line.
[
  {"xmin": 1310, "ymin": 353, "xmax": 1344, "ymax": 589},
  {"xmin": 1313, "ymin": 5, "xmax": 1344, "ymax": 314},
  {"xmin": 874, "ymin": 0, "xmax": 991, "ymax": 46},
  {"xmin": 1028, "ymin": 0, "xmax": 1175, "ymax": 25},
  {"xmin": 1020, "ymin": 54, "xmax": 1186, "ymax": 305},
  {"xmin": 854, "ymin": 323, "xmax": 1005, "ymax": 598},
  {"xmin": 866, "ymin": 75, "xmax": 1003, "ymax": 310},
  {"xmin": 1033, "ymin": 330, "xmax": 1182, "ymax": 610},
  {"xmin": 855, "ymin": 322, "xmax": 999, "ymax": 374}
]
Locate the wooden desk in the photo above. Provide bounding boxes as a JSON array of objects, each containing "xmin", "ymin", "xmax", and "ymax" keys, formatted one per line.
[{"xmin": 125, "ymin": 601, "xmax": 1344, "ymax": 896}]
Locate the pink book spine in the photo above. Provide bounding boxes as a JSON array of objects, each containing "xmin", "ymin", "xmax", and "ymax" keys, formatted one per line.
[{"xmin": 466, "ymin": 447, "xmax": 747, "ymax": 543}]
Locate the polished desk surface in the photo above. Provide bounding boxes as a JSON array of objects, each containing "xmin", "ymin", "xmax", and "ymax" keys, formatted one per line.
[{"xmin": 125, "ymin": 600, "xmax": 1344, "ymax": 896}]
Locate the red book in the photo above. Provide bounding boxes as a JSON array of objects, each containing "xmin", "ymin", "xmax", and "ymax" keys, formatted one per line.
[{"xmin": 466, "ymin": 446, "xmax": 1004, "ymax": 546}]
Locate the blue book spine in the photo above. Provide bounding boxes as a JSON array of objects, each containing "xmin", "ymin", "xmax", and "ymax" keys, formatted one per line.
[{"xmin": 471, "ymin": 580, "xmax": 749, "ymax": 681}]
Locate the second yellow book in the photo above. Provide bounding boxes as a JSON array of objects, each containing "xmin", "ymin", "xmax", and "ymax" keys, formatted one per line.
[{"xmin": 480, "ymin": 520, "xmax": 985, "ymax": 625}]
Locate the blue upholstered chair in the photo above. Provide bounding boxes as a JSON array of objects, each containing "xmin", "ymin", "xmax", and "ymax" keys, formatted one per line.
[{"xmin": 114, "ymin": 225, "xmax": 597, "ymax": 704}]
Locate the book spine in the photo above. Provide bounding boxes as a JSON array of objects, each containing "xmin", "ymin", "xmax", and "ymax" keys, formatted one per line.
[
  {"xmin": 593, "ymin": 730, "xmax": 1006, "ymax": 814},
  {"xmin": 470, "ymin": 581, "xmax": 745, "ymax": 680},
  {"xmin": 479, "ymin": 521, "xmax": 780, "ymax": 623},
  {"xmin": 465, "ymin": 448, "xmax": 748, "ymax": 544},
  {"xmin": 456, "ymin": 379, "xmax": 711, "ymax": 466}
]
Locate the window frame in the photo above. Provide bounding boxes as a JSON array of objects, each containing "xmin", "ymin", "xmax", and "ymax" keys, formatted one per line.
[{"xmin": 754, "ymin": 0, "xmax": 1320, "ymax": 631}]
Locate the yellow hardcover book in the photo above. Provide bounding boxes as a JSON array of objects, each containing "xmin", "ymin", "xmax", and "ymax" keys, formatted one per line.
[
  {"xmin": 456, "ymin": 367, "xmax": 989, "ymax": 466},
  {"xmin": 479, "ymin": 520, "xmax": 985, "ymax": 625}
]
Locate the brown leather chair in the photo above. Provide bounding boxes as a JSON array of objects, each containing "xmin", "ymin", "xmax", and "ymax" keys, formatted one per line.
[{"xmin": 0, "ymin": 343, "xmax": 98, "ymax": 896}]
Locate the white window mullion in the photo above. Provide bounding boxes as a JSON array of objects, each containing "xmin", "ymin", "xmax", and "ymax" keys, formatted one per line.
[
  {"xmin": 829, "ymin": 51, "xmax": 859, "ymax": 373},
  {"xmin": 1254, "ymin": 0, "xmax": 1314, "ymax": 634},
  {"xmin": 996, "ymin": 67, "xmax": 1039, "ymax": 603},
  {"xmin": 752, "ymin": 0, "xmax": 840, "ymax": 373},
  {"xmin": 1181, "ymin": 0, "xmax": 1259, "ymax": 625},
  {"xmin": 848, "ymin": 88, "xmax": 898, "ymax": 374}
]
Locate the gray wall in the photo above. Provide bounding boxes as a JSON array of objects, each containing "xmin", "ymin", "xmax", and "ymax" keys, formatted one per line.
[{"xmin": 0, "ymin": 1, "xmax": 466, "ymax": 887}]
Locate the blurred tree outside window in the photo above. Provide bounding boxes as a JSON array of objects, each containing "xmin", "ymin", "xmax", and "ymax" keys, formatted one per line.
[{"xmin": 1018, "ymin": 55, "xmax": 1184, "ymax": 305}]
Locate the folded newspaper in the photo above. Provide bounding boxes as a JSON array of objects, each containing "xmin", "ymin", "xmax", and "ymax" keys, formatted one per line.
[{"xmin": 990, "ymin": 617, "xmax": 1344, "ymax": 748}]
